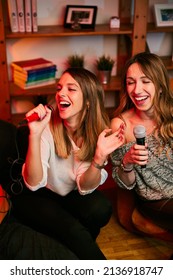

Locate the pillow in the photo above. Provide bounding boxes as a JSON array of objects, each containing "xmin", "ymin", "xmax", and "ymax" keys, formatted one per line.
[
  {"xmin": 0, "ymin": 120, "xmax": 29, "ymax": 196},
  {"xmin": 0, "ymin": 185, "xmax": 9, "ymax": 223},
  {"xmin": 0, "ymin": 120, "xmax": 17, "ymax": 170}
]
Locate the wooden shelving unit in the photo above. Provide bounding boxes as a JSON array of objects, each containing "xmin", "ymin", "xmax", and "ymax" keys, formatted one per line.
[
  {"xmin": 10, "ymin": 75, "xmax": 121, "ymax": 97},
  {"xmin": 5, "ymin": 23, "xmax": 133, "ymax": 38},
  {"xmin": 0, "ymin": 0, "xmax": 149, "ymax": 123}
]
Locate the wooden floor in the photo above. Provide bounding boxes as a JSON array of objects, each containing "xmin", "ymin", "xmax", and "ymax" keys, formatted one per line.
[{"xmin": 97, "ymin": 188, "xmax": 173, "ymax": 260}]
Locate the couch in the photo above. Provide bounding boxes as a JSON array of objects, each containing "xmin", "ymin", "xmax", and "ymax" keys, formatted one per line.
[
  {"xmin": 0, "ymin": 119, "xmax": 78, "ymax": 259},
  {"xmin": 100, "ymin": 155, "xmax": 173, "ymax": 242},
  {"xmin": 116, "ymin": 187, "xmax": 173, "ymax": 242}
]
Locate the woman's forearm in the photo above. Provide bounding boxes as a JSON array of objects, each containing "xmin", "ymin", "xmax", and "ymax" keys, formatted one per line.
[
  {"xmin": 23, "ymin": 134, "xmax": 43, "ymax": 186},
  {"xmin": 117, "ymin": 167, "xmax": 136, "ymax": 186},
  {"xmin": 79, "ymin": 162, "xmax": 102, "ymax": 191}
]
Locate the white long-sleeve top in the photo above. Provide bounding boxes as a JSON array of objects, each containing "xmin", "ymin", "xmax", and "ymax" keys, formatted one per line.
[{"xmin": 22, "ymin": 125, "xmax": 108, "ymax": 196}]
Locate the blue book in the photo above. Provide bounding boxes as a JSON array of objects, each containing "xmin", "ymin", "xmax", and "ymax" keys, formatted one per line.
[
  {"xmin": 14, "ymin": 69, "xmax": 56, "ymax": 82},
  {"xmin": 26, "ymin": 72, "xmax": 56, "ymax": 82},
  {"xmin": 13, "ymin": 64, "xmax": 57, "ymax": 77}
]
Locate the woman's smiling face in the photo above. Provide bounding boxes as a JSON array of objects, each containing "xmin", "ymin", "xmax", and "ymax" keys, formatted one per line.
[
  {"xmin": 56, "ymin": 72, "xmax": 83, "ymax": 124},
  {"xmin": 126, "ymin": 62, "xmax": 156, "ymax": 112}
]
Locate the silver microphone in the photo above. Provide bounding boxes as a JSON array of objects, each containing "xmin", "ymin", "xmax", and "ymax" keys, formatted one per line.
[{"xmin": 133, "ymin": 125, "xmax": 146, "ymax": 168}]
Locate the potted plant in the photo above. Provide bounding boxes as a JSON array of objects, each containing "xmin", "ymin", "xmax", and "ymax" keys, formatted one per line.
[
  {"xmin": 96, "ymin": 55, "xmax": 114, "ymax": 84},
  {"xmin": 66, "ymin": 54, "xmax": 84, "ymax": 68}
]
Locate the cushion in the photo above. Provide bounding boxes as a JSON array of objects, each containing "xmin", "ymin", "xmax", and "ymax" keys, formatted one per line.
[
  {"xmin": 0, "ymin": 120, "xmax": 17, "ymax": 170},
  {"xmin": 0, "ymin": 185, "xmax": 9, "ymax": 223},
  {"xmin": 0, "ymin": 120, "xmax": 18, "ymax": 194},
  {"xmin": 0, "ymin": 217, "xmax": 78, "ymax": 260},
  {"xmin": 116, "ymin": 187, "xmax": 139, "ymax": 233},
  {"xmin": 116, "ymin": 186, "xmax": 173, "ymax": 242},
  {"xmin": 0, "ymin": 120, "xmax": 29, "ymax": 195},
  {"xmin": 132, "ymin": 207, "xmax": 173, "ymax": 242}
]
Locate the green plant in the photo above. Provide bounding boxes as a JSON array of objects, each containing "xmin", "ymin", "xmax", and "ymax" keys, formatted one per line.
[
  {"xmin": 96, "ymin": 55, "xmax": 114, "ymax": 71},
  {"xmin": 66, "ymin": 54, "xmax": 84, "ymax": 68}
]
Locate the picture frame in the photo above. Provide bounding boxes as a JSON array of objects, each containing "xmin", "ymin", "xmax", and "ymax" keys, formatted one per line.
[
  {"xmin": 154, "ymin": 4, "xmax": 173, "ymax": 27},
  {"xmin": 64, "ymin": 5, "xmax": 97, "ymax": 29}
]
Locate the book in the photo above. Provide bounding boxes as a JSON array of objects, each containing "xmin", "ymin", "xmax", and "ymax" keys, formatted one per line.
[
  {"xmin": 11, "ymin": 58, "xmax": 54, "ymax": 72},
  {"xmin": 13, "ymin": 69, "xmax": 56, "ymax": 80},
  {"xmin": 16, "ymin": 0, "xmax": 25, "ymax": 32},
  {"xmin": 12, "ymin": 64, "xmax": 57, "ymax": 77},
  {"xmin": 14, "ymin": 76, "xmax": 55, "ymax": 85},
  {"xmin": 7, "ymin": 0, "xmax": 19, "ymax": 32},
  {"xmin": 13, "ymin": 71, "xmax": 56, "ymax": 82},
  {"xmin": 31, "ymin": 0, "xmax": 38, "ymax": 32},
  {"xmin": 24, "ymin": 0, "xmax": 32, "ymax": 32},
  {"xmin": 14, "ymin": 78, "xmax": 56, "ymax": 89}
]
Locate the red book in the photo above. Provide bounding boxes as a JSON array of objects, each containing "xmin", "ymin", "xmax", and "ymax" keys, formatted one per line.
[{"xmin": 11, "ymin": 58, "xmax": 54, "ymax": 73}]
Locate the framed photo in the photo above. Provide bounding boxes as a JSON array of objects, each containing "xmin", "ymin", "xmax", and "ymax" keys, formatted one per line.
[
  {"xmin": 154, "ymin": 4, "xmax": 173, "ymax": 27},
  {"xmin": 64, "ymin": 5, "xmax": 97, "ymax": 29}
]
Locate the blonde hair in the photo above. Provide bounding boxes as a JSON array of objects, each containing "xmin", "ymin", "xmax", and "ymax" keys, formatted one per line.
[
  {"xmin": 114, "ymin": 52, "xmax": 173, "ymax": 143},
  {"xmin": 50, "ymin": 68, "xmax": 110, "ymax": 161}
]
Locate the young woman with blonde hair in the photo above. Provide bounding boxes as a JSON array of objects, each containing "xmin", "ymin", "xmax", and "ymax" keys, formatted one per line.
[
  {"xmin": 12, "ymin": 67, "xmax": 124, "ymax": 260},
  {"xmin": 111, "ymin": 52, "xmax": 173, "ymax": 231}
]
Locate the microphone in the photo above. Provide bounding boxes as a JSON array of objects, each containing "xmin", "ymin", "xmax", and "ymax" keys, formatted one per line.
[
  {"xmin": 19, "ymin": 105, "xmax": 54, "ymax": 126},
  {"xmin": 133, "ymin": 125, "xmax": 146, "ymax": 168}
]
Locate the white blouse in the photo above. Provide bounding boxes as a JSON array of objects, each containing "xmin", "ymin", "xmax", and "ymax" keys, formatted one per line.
[{"xmin": 22, "ymin": 125, "xmax": 108, "ymax": 196}]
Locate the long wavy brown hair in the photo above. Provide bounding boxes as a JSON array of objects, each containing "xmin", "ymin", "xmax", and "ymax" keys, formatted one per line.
[
  {"xmin": 114, "ymin": 52, "xmax": 173, "ymax": 143},
  {"xmin": 50, "ymin": 68, "xmax": 110, "ymax": 161}
]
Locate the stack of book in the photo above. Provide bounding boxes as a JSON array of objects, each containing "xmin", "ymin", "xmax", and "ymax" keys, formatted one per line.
[
  {"xmin": 7, "ymin": 0, "xmax": 38, "ymax": 33},
  {"xmin": 11, "ymin": 57, "xmax": 57, "ymax": 89}
]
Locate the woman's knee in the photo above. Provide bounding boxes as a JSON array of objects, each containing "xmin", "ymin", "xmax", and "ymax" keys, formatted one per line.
[
  {"xmin": 96, "ymin": 196, "xmax": 112, "ymax": 226},
  {"xmin": 86, "ymin": 193, "xmax": 112, "ymax": 227}
]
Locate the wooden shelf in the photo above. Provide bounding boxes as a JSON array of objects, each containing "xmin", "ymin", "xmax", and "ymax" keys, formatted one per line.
[
  {"xmin": 161, "ymin": 56, "xmax": 173, "ymax": 70},
  {"xmin": 5, "ymin": 24, "xmax": 133, "ymax": 39},
  {"xmin": 10, "ymin": 76, "xmax": 121, "ymax": 98},
  {"xmin": 147, "ymin": 22, "xmax": 173, "ymax": 33},
  {"xmin": 10, "ymin": 82, "xmax": 57, "ymax": 97},
  {"xmin": 102, "ymin": 76, "xmax": 121, "ymax": 92}
]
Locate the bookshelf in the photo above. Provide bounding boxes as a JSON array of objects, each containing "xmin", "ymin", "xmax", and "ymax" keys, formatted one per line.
[{"xmin": 0, "ymin": 0, "xmax": 149, "ymax": 124}]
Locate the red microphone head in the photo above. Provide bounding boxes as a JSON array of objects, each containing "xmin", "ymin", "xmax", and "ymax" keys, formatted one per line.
[{"xmin": 18, "ymin": 104, "xmax": 54, "ymax": 126}]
